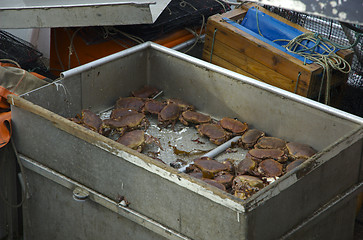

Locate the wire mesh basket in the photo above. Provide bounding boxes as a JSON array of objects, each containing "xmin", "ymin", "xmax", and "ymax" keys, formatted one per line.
[{"xmin": 0, "ymin": 30, "xmax": 43, "ymax": 71}]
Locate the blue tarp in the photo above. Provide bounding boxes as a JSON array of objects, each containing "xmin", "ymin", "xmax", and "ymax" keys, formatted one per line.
[{"xmin": 222, "ymin": 7, "xmax": 337, "ymax": 64}]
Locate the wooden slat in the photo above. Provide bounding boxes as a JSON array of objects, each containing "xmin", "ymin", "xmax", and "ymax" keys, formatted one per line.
[
  {"xmin": 205, "ymin": 14, "xmax": 323, "ymax": 84},
  {"xmin": 219, "ymin": 7, "xmax": 248, "ymax": 21},
  {"xmin": 203, "ymin": 36, "xmax": 309, "ymax": 95},
  {"xmin": 204, "ymin": 4, "xmax": 352, "ymax": 99},
  {"xmin": 202, "ymin": 49, "xmax": 259, "ymax": 80}
]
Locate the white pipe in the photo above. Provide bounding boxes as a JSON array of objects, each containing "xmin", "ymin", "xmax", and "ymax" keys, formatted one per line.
[{"xmin": 178, "ymin": 135, "xmax": 241, "ymax": 172}]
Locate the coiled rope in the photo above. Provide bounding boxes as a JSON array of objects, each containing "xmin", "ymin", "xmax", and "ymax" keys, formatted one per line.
[
  {"xmin": 282, "ymin": 32, "xmax": 354, "ymax": 104},
  {"xmin": 255, "ymin": 7, "xmax": 363, "ymax": 104}
]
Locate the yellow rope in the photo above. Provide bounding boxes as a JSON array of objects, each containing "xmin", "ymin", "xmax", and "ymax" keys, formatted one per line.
[{"xmin": 283, "ymin": 32, "xmax": 351, "ymax": 104}]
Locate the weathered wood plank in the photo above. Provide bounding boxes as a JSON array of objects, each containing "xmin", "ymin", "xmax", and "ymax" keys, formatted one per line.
[
  {"xmin": 204, "ymin": 4, "xmax": 352, "ymax": 99},
  {"xmin": 203, "ymin": 36, "xmax": 309, "ymax": 95},
  {"xmin": 202, "ymin": 49, "xmax": 259, "ymax": 80},
  {"xmin": 205, "ymin": 14, "xmax": 322, "ymax": 83}
]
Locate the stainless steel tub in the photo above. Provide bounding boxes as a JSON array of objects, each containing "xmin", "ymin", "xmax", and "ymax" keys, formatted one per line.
[{"xmin": 9, "ymin": 42, "xmax": 363, "ymax": 240}]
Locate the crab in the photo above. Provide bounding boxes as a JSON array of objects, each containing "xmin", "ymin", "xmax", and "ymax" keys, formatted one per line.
[
  {"xmin": 286, "ymin": 142, "xmax": 317, "ymax": 160},
  {"xmin": 237, "ymin": 157, "xmax": 258, "ymax": 175},
  {"xmin": 115, "ymin": 97, "xmax": 145, "ymax": 112},
  {"xmin": 193, "ymin": 157, "xmax": 228, "ymax": 179},
  {"xmin": 195, "ymin": 123, "xmax": 231, "ymax": 145},
  {"xmin": 233, "ymin": 175, "xmax": 265, "ymax": 200},
  {"xmin": 131, "ymin": 85, "xmax": 160, "ymax": 99},
  {"xmin": 179, "ymin": 110, "xmax": 212, "ymax": 126},
  {"xmin": 286, "ymin": 158, "xmax": 307, "ymax": 172},
  {"xmin": 188, "ymin": 171, "xmax": 203, "ymax": 179},
  {"xmin": 257, "ymin": 159, "xmax": 283, "ymax": 177},
  {"xmin": 202, "ymin": 178, "xmax": 227, "ymax": 191},
  {"xmin": 221, "ymin": 159, "xmax": 236, "ymax": 174},
  {"xmin": 110, "ymin": 108, "xmax": 139, "ymax": 119},
  {"xmin": 214, "ymin": 171, "xmax": 234, "ymax": 189},
  {"xmin": 254, "ymin": 137, "xmax": 287, "ymax": 150},
  {"xmin": 158, "ymin": 103, "xmax": 181, "ymax": 128},
  {"xmin": 246, "ymin": 148, "xmax": 288, "ymax": 163},
  {"xmin": 79, "ymin": 109, "xmax": 103, "ymax": 132},
  {"xmin": 142, "ymin": 99, "xmax": 166, "ymax": 115},
  {"xmin": 165, "ymin": 98, "xmax": 195, "ymax": 112},
  {"xmin": 116, "ymin": 130, "xmax": 163, "ymax": 152},
  {"xmin": 101, "ymin": 112, "xmax": 149, "ymax": 133},
  {"xmin": 218, "ymin": 117, "xmax": 248, "ymax": 136},
  {"xmin": 238, "ymin": 129, "xmax": 265, "ymax": 149}
]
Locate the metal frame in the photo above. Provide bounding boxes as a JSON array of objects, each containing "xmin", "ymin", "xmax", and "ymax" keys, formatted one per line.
[
  {"xmin": 0, "ymin": 0, "xmax": 172, "ymax": 28},
  {"xmin": 20, "ymin": 154, "xmax": 191, "ymax": 240},
  {"xmin": 251, "ymin": 0, "xmax": 363, "ymax": 25}
]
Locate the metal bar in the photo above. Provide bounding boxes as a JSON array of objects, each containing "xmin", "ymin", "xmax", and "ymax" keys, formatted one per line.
[
  {"xmin": 19, "ymin": 154, "xmax": 191, "ymax": 240},
  {"xmin": 178, "ymin": 136, "xmax": 241, "ymax": 172},
  {"xmin": 60, "ymin": 42, "xmax": 151, "ymax": 79},
  {"xmin": 171, "ymin": 35, "xmax": 205, "ymax": 51}
]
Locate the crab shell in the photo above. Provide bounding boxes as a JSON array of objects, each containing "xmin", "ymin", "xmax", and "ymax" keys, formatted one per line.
[
  {"xmin": 219, "ymin": 117, "xmax": 248, "ymax": 135},
  {"xmin": 179, "ymin": 110, "xmax": 212, "ymax": 126},
  {"xmin": 232, "ymin": 175, "xmax": 264, "ymax": 192},
  {"xmin": 102, "ymin": 112, "xmax": 149, "ymax": 131},
  {"xmin": 237, "ymin": 157, "xmax": 258, "ymax": 175},
  {"xmin": 257, "ymin": 159, "xmax": 283, "ymax": 177},
  {"xmin": 286, "ymin": 158, "xmax": 307, "ymax": 172},
  {"xmin": 188, "ymin": 171, "xmax": 203, "ymax": 179},
  {"xmin": 158, "ymin": 103, "xmax": 181, "ymax": 128},
  {"xmin": 110, "ymin": 108, "xmax": 139, "ymax": 119},
  {"xmin": 254, "ymin": 137, "xmax": 287, "ymax": 150},
  {"xmin": 194, "ymin": 157, "xmax": 228, "ymax": 179},
  {"xmin": 202, "ymin": 178, "xmax": 227, "ymax": 191},
  {"xmin": 116, "ymin": 130, "xmax": 162, "ymax": 152},
  {"xmin": 117, "ymin": 130, "xmax": 147, "ymax": 152},
  {"xmin": 115, "ymin": 97, "xmax": 145, "ymax": 112},
  {"xmin": 142, "ymin": 99, "xmax": 166, "ymax": 115},
  {"xmin": 286, "ymin": 142, "xmax": 317, "ymax": 160},
  {"xmin": 214, "ymin": 172, "xmax": 234, "ymax": 188},
  {"xmin": 165, "ymin": 98, "xmax": 195, "ymax": 112},
  {"xmin": 80, "ymin": 109, "xmax": 103, "ymax": 132},
  {"xmin": 247, "ymin": 148, "xmax": 288, "ymax": 163},
  {"xmin": 222, "ymin": 159, "xmax": 236, "ymax": 174},
  {"xmin": 238, "ymin": 129, "xmax": 265, "ymax": 149},
  {"xmin": 131, "ymin": 85, "xmax": 160, "ymax": 98},
  {"xmin": 195, "ymin": 123, "xmax": 231, "ymax": 145}
]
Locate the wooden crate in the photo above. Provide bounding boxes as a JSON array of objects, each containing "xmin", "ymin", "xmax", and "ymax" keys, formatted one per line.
[{"xmin": 203, "ymin": 3, "xmax": 353, "ymax": 100}]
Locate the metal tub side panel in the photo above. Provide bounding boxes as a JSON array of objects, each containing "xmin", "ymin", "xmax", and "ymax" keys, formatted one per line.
[
  {"xmin": 20, "ymin": 76, "xmax": 83, "ymax": 119},
  {"xmin": 245, "ymin": 136, "xmax": 363, "ymax": 239},
  {"xmin": 22, "ymin": 47, "xmax": 150, "ymax": 116},
  {"xmin": 22, "ymin": 168, "xmax": 168, "ymax": 240},
  {"xmin": 284, "ymin": 196, "xmax": 356, "ymax": 240},
  {"xmin": 11, "ymin": 106, "xmax": 247, "ymax": 240},
  {"xmin": 146, "ymin": 46, "xmax": 361, "ymax": 151}
]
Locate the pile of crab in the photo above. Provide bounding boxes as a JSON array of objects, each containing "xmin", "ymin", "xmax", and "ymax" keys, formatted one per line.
[
  {"xmin": 69, "ymin": 85, "xmax": 317, "ymax": 200},
  {"xmin": 69, "ymin": 85, "xmax": 252, "ymax": 153},
  {"xmin": 185, "ymin": 131, "xmax": 317, "ymax": 200}
]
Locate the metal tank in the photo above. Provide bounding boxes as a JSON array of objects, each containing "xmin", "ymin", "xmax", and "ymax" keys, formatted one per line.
[{"xmin": 9, "ymin": 42, "xmax": 363, "ymax": 240}]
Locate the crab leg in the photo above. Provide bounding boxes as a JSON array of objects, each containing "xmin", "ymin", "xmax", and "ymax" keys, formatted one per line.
[{"xmin": 178, "ymin": 136, "xmax": 241, "ymax": 173}]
